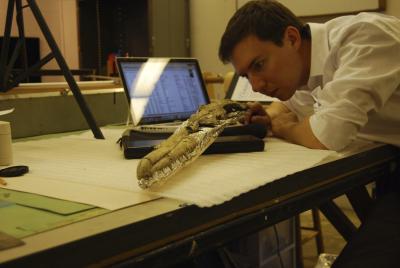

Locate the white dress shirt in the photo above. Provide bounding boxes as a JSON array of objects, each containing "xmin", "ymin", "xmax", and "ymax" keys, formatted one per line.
[{"xmin": 284, "ymin": 12, "xmax": 400, "ymax": 151}]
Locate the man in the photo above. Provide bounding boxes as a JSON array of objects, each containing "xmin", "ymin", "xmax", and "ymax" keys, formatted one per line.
[
  {"xmin": 218, "ymin": 3, "xmax": 400, "ymax": 268},
  {"xmin": 219, "ymin": 0, "xmax": 400, "ymax": 151}
]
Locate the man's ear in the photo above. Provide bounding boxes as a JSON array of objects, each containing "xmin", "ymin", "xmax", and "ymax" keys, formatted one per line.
[{"xmin": 285, "ymin": 26, "xmax": 301, "ymax": 49}]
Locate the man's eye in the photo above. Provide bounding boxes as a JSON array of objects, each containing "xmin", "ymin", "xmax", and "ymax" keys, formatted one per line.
[{"xmin": 253, "ymin": 60, "xmax": 265, "ymax": 71}]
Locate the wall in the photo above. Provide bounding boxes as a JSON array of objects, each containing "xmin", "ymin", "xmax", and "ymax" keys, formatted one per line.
[
  {"xmin": 385, "ymin": 0, "xmax": 400, "ymax": 17},
  {"xmin": 190, "ymin": 0, "xmax": 236, "ymax": 76},
  {"xmin": 190, "ymin": 0, "xmax": 400, "ymax": 76},
  {"xmin": 0, "ymin": 0, "xmax": 79, "ymax": 82},
  {"xmin": 2, "ymin": 0, "xmax": 398, "ymax": 81}
]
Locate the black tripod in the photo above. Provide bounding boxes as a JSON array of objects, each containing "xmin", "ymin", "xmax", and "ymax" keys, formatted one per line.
[{"xmin": 0, "ymin": 0, "xmax": 104, "ymax": 139}]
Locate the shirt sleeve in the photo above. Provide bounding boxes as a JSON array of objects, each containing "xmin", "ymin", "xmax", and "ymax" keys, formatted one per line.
[{"xmin": 309, "ymin": 22, "xmax": 400, "ymax": 151}]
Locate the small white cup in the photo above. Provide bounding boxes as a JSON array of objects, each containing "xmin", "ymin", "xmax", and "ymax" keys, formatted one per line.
[{"xmin": 0, "ymin": 121, "xmax": 13, "ymax": 166}]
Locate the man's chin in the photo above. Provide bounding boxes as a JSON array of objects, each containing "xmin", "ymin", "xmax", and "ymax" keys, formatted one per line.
[
  {"xmin": 277, "ymin": 95, "xmax": 290, "ymax": 101},
  {"xmin": 260, "ymin": 89, "xmax": 292, "ymax": 101},
  {"xmin": 275, "ymin": 90, "xmax": 295, "ymax": 101},
  {"xmin": 272, "ymin": 93, "xmax": 288, "ymax": 101}
]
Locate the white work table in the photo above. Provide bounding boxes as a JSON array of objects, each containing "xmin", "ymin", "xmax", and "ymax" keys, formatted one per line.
[{"xmin": 0, "ymin": 128, "xmax": 398, "ymax": 267}]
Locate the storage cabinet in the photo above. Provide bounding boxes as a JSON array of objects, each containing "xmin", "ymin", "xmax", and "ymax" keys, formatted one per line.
[
  {"xmin": 78, "ymin": 0, "xmax": 190, "ymax": 76},
  {"xmin": 225, "ymin": 218, "xmax": 296, "ymax": 268}
]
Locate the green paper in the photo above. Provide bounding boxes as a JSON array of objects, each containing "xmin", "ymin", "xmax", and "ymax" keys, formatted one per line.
[
  {"xmin": 0, "ymin": 188, "xmax": 94, "ymax": 215},
  {"xmin": 0, "ymin": 189, "xmax": 110, "ymax": 239},
  {"xmin": 0, "ymin": 203, "xmax": 108, "ymax": 239}
]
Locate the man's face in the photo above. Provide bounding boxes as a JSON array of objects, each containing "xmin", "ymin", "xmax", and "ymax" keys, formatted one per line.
[{"xmin": 231, "ymin": 29, "xmax": 306, "ymax": 101}]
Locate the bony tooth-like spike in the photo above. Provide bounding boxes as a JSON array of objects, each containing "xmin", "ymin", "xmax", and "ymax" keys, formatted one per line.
[{"xmin": 136, "ymin": 100, "xmax": 247, "ymax": 189}]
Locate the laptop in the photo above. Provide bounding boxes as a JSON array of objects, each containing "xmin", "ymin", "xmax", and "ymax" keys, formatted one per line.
[
  {"xmin": 225, "ymin": 73, "xmax": 279, "ymax": 104},
  {"xmin": 116, "ymin": 57, "xmax": 265, "ymax": 159},
  {"xmin": 116, "ymin": 57, "xmax": 210, "ymax": 132}
]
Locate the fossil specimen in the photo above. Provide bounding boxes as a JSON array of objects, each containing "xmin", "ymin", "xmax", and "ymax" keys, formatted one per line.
[{"xmin": 137, "ymin": 100, "xmax": 247, "ymax": 189}]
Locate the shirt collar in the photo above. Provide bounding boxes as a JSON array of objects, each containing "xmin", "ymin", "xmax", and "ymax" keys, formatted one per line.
[{"xmin": 308, "ymin": 23, "xmax": 330, "ymax": 78}]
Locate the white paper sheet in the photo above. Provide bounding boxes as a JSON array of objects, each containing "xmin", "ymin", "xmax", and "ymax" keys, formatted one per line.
[
  {"xmin": 2, "ymin": 128, "xmax": 334, "ymax": 209},
  {"xmin": 145, "ymin": 138, "xmax": 334, "ymax": 207},
  {"xmin": 1, "ymin": 129, "xmax": 157, "ymax": 210}
]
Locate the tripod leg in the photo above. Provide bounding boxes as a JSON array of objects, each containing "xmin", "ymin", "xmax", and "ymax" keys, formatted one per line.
[
  {"xmin": 0, "ymin": 0, "xmax": 16, "ymax": 90},
  {"xmin": 16, "ymin": 0, "xmax": 29, "ymax": 81},
  {"xmin": 27, "ymin": 0, "xmax": 104, "ymax": 139}
]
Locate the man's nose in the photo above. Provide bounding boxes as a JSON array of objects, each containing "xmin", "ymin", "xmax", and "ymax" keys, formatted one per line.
[{"xmin": 248, "ymin": 74, "xmax": 266, "ymax": 93}]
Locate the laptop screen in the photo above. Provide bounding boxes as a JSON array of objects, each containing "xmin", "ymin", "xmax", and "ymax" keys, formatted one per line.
[{"xmin": 116, "ymin": 57, "xmax": 210, "ymax": 125}]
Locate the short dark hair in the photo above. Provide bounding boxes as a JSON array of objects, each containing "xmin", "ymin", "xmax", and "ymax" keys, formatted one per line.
[{"xmin": 219, "ymin": 0, "xmax": 309, "ymax": 63}]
